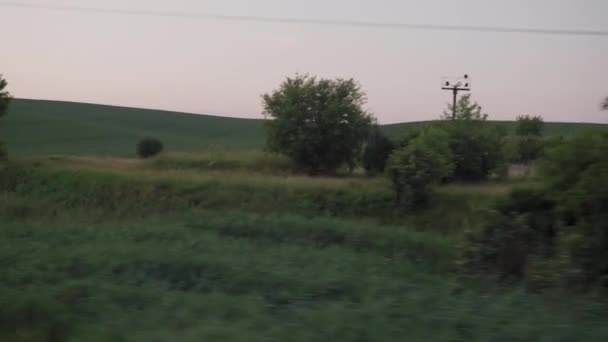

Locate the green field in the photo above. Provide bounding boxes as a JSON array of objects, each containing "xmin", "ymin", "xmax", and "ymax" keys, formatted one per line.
[
  {"xmin": 1, "ymin": 100, "xmax": 608, "ymax": 340},
  {"xmin": 1, "ymin": 155, "xmax": 607, "ymax": 341},
  {"xmin": 2, "ymin": 99, "xmax": 605, "ymax": 157}
]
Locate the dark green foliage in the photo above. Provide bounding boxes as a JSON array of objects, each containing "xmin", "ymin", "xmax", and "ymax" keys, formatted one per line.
[
  {"xmin": 541, "ymin": 132, "xmax": 608, "ymax": 287},
  {"xmin": 437, "ymin": 95, "xmax": 506, "ymax": 181},
  {"xmin": 0, "ymin": 74, "xmax": 11, "ymax": 117},
  {"xmin": 0, "ymin": 74, "xmax": 11, "ymax": 160},
  {"xmin": 515, "ymin": 115, "xmax": 544, "ymax": 136},
  {"xmin": 467, "ymin": 133, "xmax": 608, "ymax": 289},
  {"xmin": 362, "ymin": 125, "xmax": 394, "ymax": 174},
  {"xmin": 441, "ymin": 94, "xmax": 488, "ymax": 121},
  {"xmin": 464, "ymin": 188, "xmax": 557, "ymax": 280},
  {"xmin": 441, "ymin": 121, "xmax": 505, "ymax": 181},
  {"xmin": 136, "ymin": 137, "xmax": 163, "ymax": 159},
  {"xmin": 504, "ymin": 135, "xmax": 544, "ymax": 164},
  {"xmin": 262, "ymin": 75, "xmax": 373, "ymax": 174},
  {"xmin": 387, "ymin": 134, "xmax": 453, "ymax": 209}
]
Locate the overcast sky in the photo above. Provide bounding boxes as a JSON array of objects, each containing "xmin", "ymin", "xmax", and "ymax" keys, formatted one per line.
[{"xmin": 3, "ymin": 0, "xmax": 608, "ymax": 123}]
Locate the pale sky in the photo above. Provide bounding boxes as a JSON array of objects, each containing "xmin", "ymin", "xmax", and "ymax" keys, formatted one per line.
[{"xmin": 2, "ymin": 0, "xmax": 608, "ymax": 123}]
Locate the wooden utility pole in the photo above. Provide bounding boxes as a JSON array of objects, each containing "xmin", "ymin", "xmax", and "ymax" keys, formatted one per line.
[{"xmin": 442, "ymin": 74, "xmax": 471, "ymax": 120}]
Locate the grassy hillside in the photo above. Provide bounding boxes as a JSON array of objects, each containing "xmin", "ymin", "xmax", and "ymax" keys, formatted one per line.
[
  {"xmin": 1, "ymin": 99, "xmax": 265, "ymax": 156},
  {"xmin": 1, "ymin": 155, "xmax": 606, "ymax": 341},
  {"xmin": 1, "ymin": 99, "xmax": 606, "ymax": 156}
]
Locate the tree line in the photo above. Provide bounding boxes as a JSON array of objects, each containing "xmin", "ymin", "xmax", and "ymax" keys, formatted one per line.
[{"xmin": 264, "ymin": 74, "xmax": 608, "ymax": 290}]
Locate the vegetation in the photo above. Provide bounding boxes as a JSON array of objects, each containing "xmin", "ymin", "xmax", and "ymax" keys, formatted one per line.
[
  {"xmin": 362, "ymin": 125, "xmax": 394, "ymax": 175},
  {"xmin": 515, "ymin": 115, "xmax": 544, "ymax": 136},
  {"xmin": 0, "ymin": 88, "xmax": 607, "ymax": 340},
  {"xmin": 1, "ymin": 155, "xmax": 607, "ymax": 341},
  {"xmin": 438, "ymin": 96, "xmax": 506, "ymax": 181},
  {"xmin": 465, "ymin": 132, "xmax": 608, "ymax": 290},
  {"xmin": 136, "ymin": 137, "xmax": 164, "ymax": 158},
  {"xmin": 262, "ymin": 75, "xmax": 373, "ymax": 174},
  {"xmin": 0, "ymin": 99, "xmax": 605, "ymax": 157},
  {"xmin": 387, "ymin": 132, "xmax": 453, "ymax": 209},
  {"xmin": 0, "ymin": 74, "xmax": 11, "ymax": 160}
]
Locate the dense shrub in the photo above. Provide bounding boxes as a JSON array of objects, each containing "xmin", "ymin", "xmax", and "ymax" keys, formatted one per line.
[
  {"xmin": 387, "ymin": 136, "xmax": 453, "ymax": 209},
  {"xmin": 541, "ymin": 132, "xmax": 608, "ymax": 287},
  {"xmin": 504, "ymin": 135, "xmax": 544, "ymax": 164},
  {"xmin": 136, "ymin": 137, "xmax": 164, "ymax": 159},
  {"xmin": 441, "ymin": 121, "xmax": 505, "ymax": 181},
  {"xmin": 362, "ymin": 126, "xmax": 394, "ymax": 175},
  {"xmin": 466, "ymin": 132, "xmax": 608, "ymax": 290},
  {"xmin": 464, "ymin": 188, "xmax": 557, "ymax": 281},
  {"xmin": 262, "ymin": 74, "xmax": 373, "ymax": 174},
  {"xmin": 515, "ymin": 115, "xmax": 544, "ymax": 136}
]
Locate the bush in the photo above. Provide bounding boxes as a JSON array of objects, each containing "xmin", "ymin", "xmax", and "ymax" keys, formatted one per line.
[
  {"xmin": 515, "ymin": 115, "xmax": 544, "ymax": 136},
  {"xmin": 464, "ymin": 188, "xmax": 557, "ymax": 281},
  {"xmin": 466, "ymin": 133, "xmax": 608, "ymax": 290},
  {"xmin": 362, "ymin": 126, "xmax": 394, "ymax": 175},
  {"xmin": 442, "ymin": 122, "xmax": 505, "ymax": 181},
  {"xmin": 136, "ymin": 138, "xmax": 163, "ymax": 159},
  {"xmin": 387, "ymin": 137, "xmax": 453, "ymax": 210},
  {"xmin": 541, "ymin": 133, "xmax": 608, "ymax": 287},
  {"xmin": 504, "ymin": 135, "xmax": 544, "ymax": 164},
  {"xmin": 262, "ymin": 74, "xmax": 373, "ymax": 174}
]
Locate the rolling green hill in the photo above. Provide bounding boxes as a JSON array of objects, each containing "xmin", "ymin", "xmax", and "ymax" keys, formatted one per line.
[
  {"xmin": 1, "ymin": 99, "xmax": 265, "ymax": 156},
  {"xmin": 1, "ymin": 98, "xmax": 605, "ymax": 156}
]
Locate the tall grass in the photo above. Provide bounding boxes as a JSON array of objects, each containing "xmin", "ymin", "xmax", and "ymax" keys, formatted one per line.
[{"xmin": 1, "ymin": 210, "xmax": 607, "ymax": 341}]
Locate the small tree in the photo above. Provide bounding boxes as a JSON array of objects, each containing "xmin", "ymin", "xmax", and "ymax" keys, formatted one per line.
[
  {"xmin": 0, "ymin": 74, "xmax": 12, "ymax": 160},
  {"xmin": 263, "ymin": 75, "xmax": 373, "ymax": 174},
  {"xmin": 602, "ymin": 97, "xmax": 608, "ymax": 111},
  {"xmin": 438, "ymin": 95, "xmax": 505, "ymax": 181},
  {"xmin": 137, "ymin": 137, "xmax": 163, "ymax": 159},
  {"xmin": 362, "ymin": 125, "xmax": 394, "ymax": 175},
  {"xmin": 441, "ymin": 94, "xmax": 488, "ymax": 121},
  {"xmin": 515, "ymin": 115, "xmax": 544, "ymax": 136},
  {"xmin": 387, "ymin": 134, "xmax": 453, "ymax": 209}
]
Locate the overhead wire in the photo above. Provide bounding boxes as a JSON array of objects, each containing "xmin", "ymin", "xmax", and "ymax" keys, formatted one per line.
[{"xmin": 1, "ymin": 1, "xmax": 608, "ymax": 37}]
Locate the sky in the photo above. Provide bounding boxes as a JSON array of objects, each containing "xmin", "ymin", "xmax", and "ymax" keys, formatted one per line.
[{"xmin": 2, "ymin": 0, "xmax": 608, "ymax": 123}]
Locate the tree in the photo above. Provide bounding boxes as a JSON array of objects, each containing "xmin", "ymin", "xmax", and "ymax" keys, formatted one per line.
[
  {"xmin": 602, "ymin": 97, "xmax": 608, "ymax": 111},
  {"xmin": 263, "ymin": 75, "xmax": 373, "ymax": 174},
  {"xmin": 437, "ymin": 96, "xmax": 505, "ymax": 181},
  {"xmin": 0, "ymin": 74, "xmax": 12, "ymax": 160},
  {"xmin": 362, "ymin": 125, "xmax": 394, "ymax": 175},
  {"xmin": 441, "ymin": 94, "xmax": 487, "ymax": 121},
  {"xmin": 515, "ymin": 115, "xmax": 544, "ymax": 136},
  {"xmin": 386, "ymin": 132, "xmax": 453, "ymax": 209},
  {"xmin": 136, "ymin": 137, "xmax": 163, "ymax": 159}
]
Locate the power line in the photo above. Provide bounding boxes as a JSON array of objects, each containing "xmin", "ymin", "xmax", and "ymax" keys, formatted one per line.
[{"xmin": 2, "ymin": 1, "xmax": 608, "ymax": 37}]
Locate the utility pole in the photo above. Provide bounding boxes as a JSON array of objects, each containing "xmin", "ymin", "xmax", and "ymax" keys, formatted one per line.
[{"xmin": 442, "ymin": 74, "xmax": 471, "ymax": 120}]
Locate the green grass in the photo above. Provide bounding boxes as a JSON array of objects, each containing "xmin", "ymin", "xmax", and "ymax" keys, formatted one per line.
[
  {"xmin": 1, "ymin": 199, "xmax": 607, "ymax": 341},
  {"xmin": 1, "ymin": 99, "xmax": 265, "ymax": 156},
  {"xmin": 2, "ymin": 99, "xmax": 605, "ymax": 157},
  {"xmin": 1, "ymin": 151, "xmax": 607, "ymax": 340}
]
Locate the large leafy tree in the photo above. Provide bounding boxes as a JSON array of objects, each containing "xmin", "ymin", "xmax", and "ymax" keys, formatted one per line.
[
  {"xmin": 0, "ymin": 74, "xmax": 12, "ymax": 160},
  {"xmin": 263, "ymin": 75, "xmax": 373, "ymax": 174}
]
